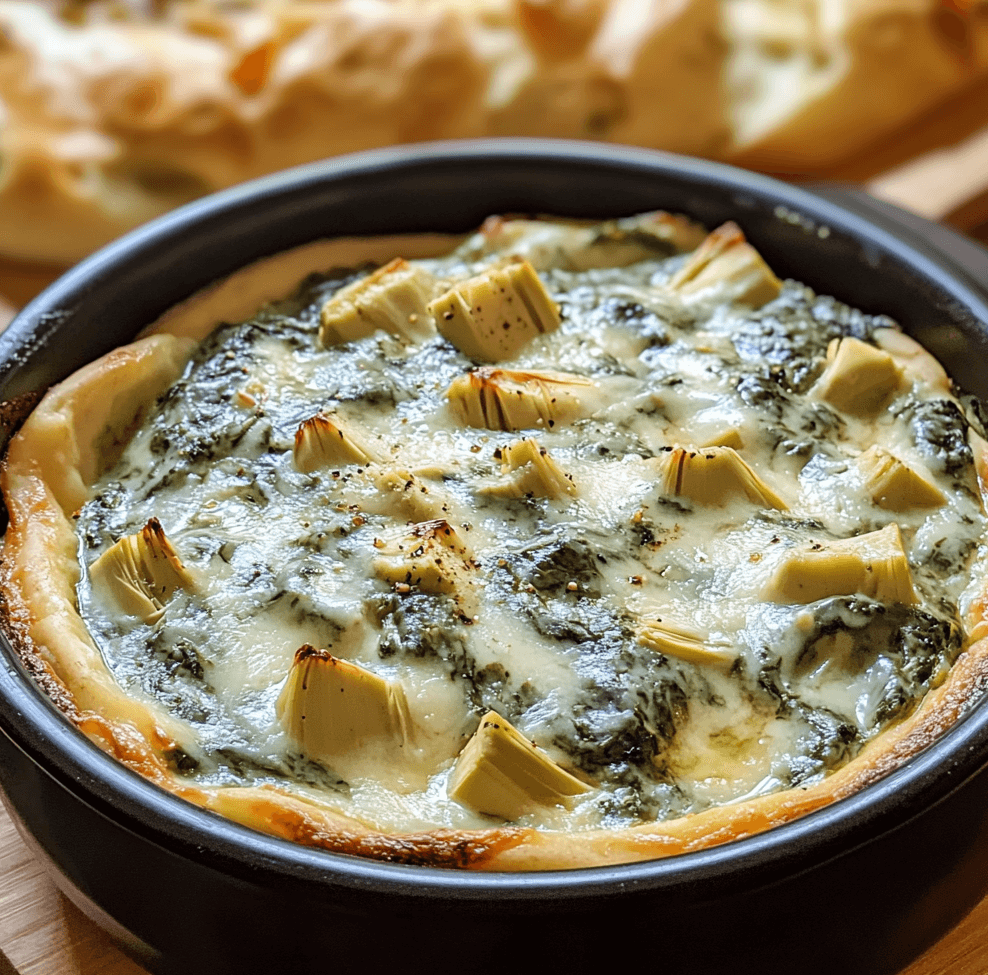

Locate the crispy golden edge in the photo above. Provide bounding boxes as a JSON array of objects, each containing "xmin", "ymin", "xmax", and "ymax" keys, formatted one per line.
[
  {"xmin": 0, "ymin": 335, "xmax": 199, "ymax": 745},
  {"xmin": 205, "ymin": 788, "xmax": 528, "ymax": 869},
  {"xmin": 2, "ymin": 240, "xmax": 987, "ymax": 871}
]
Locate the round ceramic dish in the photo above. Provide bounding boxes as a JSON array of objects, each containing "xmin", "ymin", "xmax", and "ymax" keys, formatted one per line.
[{"xmin": 2, "ymin": 140, "xmax": 988, "ymax": 975}]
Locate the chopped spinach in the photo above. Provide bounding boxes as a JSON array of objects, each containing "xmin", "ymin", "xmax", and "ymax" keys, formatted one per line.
[
  {"xmin": 214, "ymin": 747, "xmax": 348, "ymax": 793},
  {"xmin": 905, "ymin": 398, "xmax": 975, "ymax": 482}
]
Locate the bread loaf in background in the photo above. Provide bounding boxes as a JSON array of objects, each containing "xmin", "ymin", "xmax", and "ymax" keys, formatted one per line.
[{"xmin": 1, "ymin": 0, "xmax": 986, "ymax": 265}]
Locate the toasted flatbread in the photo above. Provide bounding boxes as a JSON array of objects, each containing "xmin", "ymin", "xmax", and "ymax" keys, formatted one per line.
[{"xmin": 1, "ymin": 0, "xmax": 986, "ymax": 264}]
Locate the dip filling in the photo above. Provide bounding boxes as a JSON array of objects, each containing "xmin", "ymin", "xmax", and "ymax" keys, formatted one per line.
[{"xmin": 71, "ymin": 215, "xmax": 986, "ymax": 835}]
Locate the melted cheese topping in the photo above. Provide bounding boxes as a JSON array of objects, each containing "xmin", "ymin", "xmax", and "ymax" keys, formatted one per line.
[{"xmin": 73, "ymin": 216, "xmax": 986, "ymax": 834}]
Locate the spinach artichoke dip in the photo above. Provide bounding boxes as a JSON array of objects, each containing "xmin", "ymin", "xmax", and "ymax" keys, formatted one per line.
[{"xmin": 4, "ymin": 212, "xmax": 988, "ymax": 871}]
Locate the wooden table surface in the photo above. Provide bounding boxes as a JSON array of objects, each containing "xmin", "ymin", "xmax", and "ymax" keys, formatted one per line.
[{"xmin": 3, "ymin": 85, "xmax": 988, "ymax": 975}]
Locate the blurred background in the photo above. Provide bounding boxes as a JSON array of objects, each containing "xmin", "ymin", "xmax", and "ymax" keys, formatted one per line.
[{"xmin": 2, "ymin": 0, "xmax": 988, "ymax": 319}]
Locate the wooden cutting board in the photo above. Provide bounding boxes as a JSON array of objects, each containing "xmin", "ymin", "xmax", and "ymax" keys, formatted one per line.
[{"xmin": 0, "ymin": 807, "xmax": 143, "ymax": 975}]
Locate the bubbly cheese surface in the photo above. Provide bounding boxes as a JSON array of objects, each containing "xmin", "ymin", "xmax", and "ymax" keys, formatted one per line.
[{"xmin": 74, "ymin": 215, "xmax": 986, "ymax": 834}]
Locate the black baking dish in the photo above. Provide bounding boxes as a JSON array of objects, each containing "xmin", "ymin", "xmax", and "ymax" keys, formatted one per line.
[{"xmin": 1, "ymin": 140, "xmax": 988, "ymax": 975}]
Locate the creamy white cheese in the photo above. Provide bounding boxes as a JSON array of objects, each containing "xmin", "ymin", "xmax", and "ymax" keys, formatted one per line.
[{"xmin": 73, "ymin": 217, "xmax": 986, "ymax": 834}]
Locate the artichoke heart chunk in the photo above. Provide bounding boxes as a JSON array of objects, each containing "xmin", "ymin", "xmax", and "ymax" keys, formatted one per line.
[
  {"xmin": 858, "ymin": 445, "xmax": 945, "ymax": 511},
  {"xmin": 89, "ymin": 518, "xmax": 195, "ymax": 624},
  {"xmin": 649, "ymin": 445, "xmax": 787, "ymax": 510},
  {"xmin": 448, "ymin": 711, "xmax": 590, "ymax": 820},
  {"xmin": 429, "ymin": 258, "xmax": 560, "ymax": 362},
  {"xmin": 636, "ymin": 619, "xmax": 735, "ymax": 668},
  {"xmin": 667, "ymin": 222, "xmax": 782, "ymax": 308},
  {"xmin": 319, "ymin": 257, "xmax": 437, "ymax": 347},
  {"xmin": 364, "ymin": 467, "xmax": 451, "ymax": 522},
  {"xmin": 810, "ymin": 337, "xmax": 904, "ymax": 416},
  {"xmin": 482, "ymin": 437, "xmax": 576, "ymax": 499},
  {"xmin": 293, "ymin": 412, "xmax": 379, "ymax": 472},
  {"xmin": 277, "ymin": 645, "xmax": 412, "ymax": 767},
  {"xmin": 447, "ymin": 367, "xmax": 598, "ymax": 432},
  {"xmin": 764, "ymin": 523, "xmax": 917, "ymax": 605},
  {"xmin": 373, "ymin": 519, "xmax": 477, "ymax": 612},
  {"xmin": 700, "ymin": 427, "xmax": 745, "ymax": 451}
]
